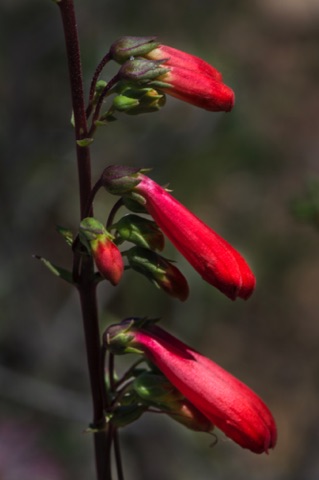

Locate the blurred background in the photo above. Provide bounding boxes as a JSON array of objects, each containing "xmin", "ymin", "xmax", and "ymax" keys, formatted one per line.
[{"xmin": 2, "ymin": 0, "xmax": 319, "ymax": 478}]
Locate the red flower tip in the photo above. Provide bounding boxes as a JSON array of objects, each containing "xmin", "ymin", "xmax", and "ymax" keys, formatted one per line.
[{"xmin": 146, "ymin": 44, "xmax": 235, "ymax": 112}]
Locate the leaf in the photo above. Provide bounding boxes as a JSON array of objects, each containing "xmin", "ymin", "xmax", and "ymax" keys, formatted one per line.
[
  {"xmin": 33, "ymin": 255, "xmax": 73, "ymax": 284},
  {"xmin": 56, "ymin": 225, "xmax": 74, "ymax": 247},
  {"xmin": 76, "ymin": 138, "xmax": 94, "ymax": 147}
]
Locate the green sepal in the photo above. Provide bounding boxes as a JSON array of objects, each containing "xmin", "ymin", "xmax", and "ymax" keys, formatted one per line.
[
  {"xmin": 112, "ymin": 214, "xmax": 164, "ymax": 251},
  {"xmin": 34, "ymin": 255, "xmax": 73, "ymax": 284},
  {"xmin": 112, "ymin": 95, "xmax": 140, "ymax": 112},
  {"xmin": 148, "ymin": 80, "xmax": 172, "ymax": 89},
  {"xmin": 101, "ymin": 165, "xmax": 145, "ymax": 195},
  {"xmin": 122, "ymin": 196, "xmax": 148, "ymax": 214},
  {"xmin": 103, "ymin": 317, "xmax": 159, "ymax": 354}
]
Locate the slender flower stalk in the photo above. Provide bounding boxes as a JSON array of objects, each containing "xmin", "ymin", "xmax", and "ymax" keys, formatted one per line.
[{"xmin": 105, "ymin": 319, "xmax": 277, "ymax": 454}]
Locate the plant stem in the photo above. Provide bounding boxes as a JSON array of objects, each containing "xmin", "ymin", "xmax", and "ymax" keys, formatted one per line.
[{"xmin": 57, "ymin": 1, "xmax": 112, "ymax": 478}]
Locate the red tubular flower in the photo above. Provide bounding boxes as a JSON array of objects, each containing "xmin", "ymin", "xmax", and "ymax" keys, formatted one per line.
[
  {"xmin": 133, "ymin": 175, "xmax": 255, "ymax": 300},
  {"xmin": 112, "ymin": 321, "xmax": 277, "ymax": 454}
]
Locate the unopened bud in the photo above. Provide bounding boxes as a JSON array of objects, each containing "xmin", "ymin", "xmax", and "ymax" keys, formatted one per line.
[
  {"xmin": 133, "ymin": 372, "xmax": 214, "ymax": 432},
  {"xmin": 113, "ymin": 214, "xmax": 164, "ymax": 251},
  {"xmin": 103, "ymin": 318, "xmax": 146, "ymax": 355},
  {"xmin": 119, "ymin": 58, "xmax": 170, "ymax": 83},
  {"xmin": 133, "ymin": 372, "xmax": 183, "ymax": 405},
  {"xmin": 110, "ymin": 36, "xmax": 159, "ymax": 64},
  {"xmin": 108, "ymin": 405, "xmax": 146, "ymax": 428},
  {"xmin": 126, "ymin": 246, "xmax": 189, "ymax": 301},
  {"xmin": 79, "ymin": 217, "xmax": 124, "ymax": 286},
  {"xmin": 100, "ymin": 165, "xmax": 143, "ymax": 195}
]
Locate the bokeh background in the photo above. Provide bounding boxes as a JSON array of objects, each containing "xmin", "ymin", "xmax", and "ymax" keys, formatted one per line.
[{"xmin": 2, "ymin": 0, "xmax": 319, "ymax": 478}]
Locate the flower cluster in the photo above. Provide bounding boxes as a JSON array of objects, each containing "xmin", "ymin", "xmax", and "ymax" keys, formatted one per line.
[
  {"xmin": 73, "ymin": 38, "xmax": 278, "ymax": 458},
  {"xmin": 101, "ymin": 166, "xmax": 256, "ymax": 300}
]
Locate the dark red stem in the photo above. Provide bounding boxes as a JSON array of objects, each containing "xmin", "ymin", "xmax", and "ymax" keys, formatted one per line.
[{"xmin": 57, "ymin": 1, "xmax": 112, "ymax": 479}]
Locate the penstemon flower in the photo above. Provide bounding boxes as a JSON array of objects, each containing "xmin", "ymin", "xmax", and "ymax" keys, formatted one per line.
[
  {"xmin": 111, "ymin": 37, "xmax": 234, "ymax": 112},
  {"xmin": 101, "ymin": 166, "xmax": 256, "ymax": 300},
  {"xmin": 105, "ymin": 319, "xmax": 277, "ymax": 454}
]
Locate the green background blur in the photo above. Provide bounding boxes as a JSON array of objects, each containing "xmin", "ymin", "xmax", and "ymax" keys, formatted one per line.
[{"xmin": 2, "ymin": 0, "xmax": 319, "ymax": 478}]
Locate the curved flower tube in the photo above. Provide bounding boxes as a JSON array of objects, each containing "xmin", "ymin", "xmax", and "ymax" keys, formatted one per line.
[
  {"xmin": 106, "ymin": 320, "xmax": 277, "ymax": 454},
  {"xmin": 133, "ymin": 175, "xmax": 256, "ymax": 300}
]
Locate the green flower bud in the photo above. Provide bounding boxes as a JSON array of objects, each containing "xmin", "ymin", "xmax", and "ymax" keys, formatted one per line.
[
  {"xmin": 133, "ymin": 372, "xmax": 183, "ymax": 405},
  {"xmin": 118, "ymin": 58, "xmax": 170, "ymax": 83},
  {"xmin": 113, "ymin": 214, "xmax": 164, "ymax": 251},
  {"xmin": 107, "ymin": 405, "xmax": 147, "ymax": 428},
  {"xmin": 126, "ymin": 246, "xmax": 189, "ymax": 301},
  {"xmin": 100, "ymin": 165, "xmax": 143, "ymax": 195},
  {"xmin": 103, "ymin": 319, "xmax": 143, "ymax": 355},
  {"xmin": 79, "ymin": 218, "xmax": 124, "ymax": 286},
  {"xmin": 110, "ymin": 36, "xmax": 159, "ymax": 64},
  {"xmin": 133, "ymin": 372, "xmax": 214, "ymax": 432},
  {"xmin": 112, "ymin": 95, "xmax": 140, "ymax": 112}
]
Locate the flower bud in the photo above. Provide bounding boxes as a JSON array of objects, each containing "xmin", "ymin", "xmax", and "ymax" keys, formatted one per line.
[
  {"xmin": 112, "ymin": 95, "xmax": 140, "ymax": 112},
  {"xmin": 126, "ymin": 246, "xmax": 189, "ymax": 301},
  {"xmin": 133, "ymin": 372, "xmax": 214, "ymax": 432},
  {"xmin": 112, "ymin": 86, "xmax": 166, "ymax": 115},
  {"xmin": 113, "ymin": 214, "xmax": 165, "ymax": 251},
  {"xmin": 118, "ymin": 58, "xmax": 170, "ymax": 83},
  {"xmin": 133, "ymin": 371, "xmax": 183, "ymax": 404},
  {"xmin": 79, "ymin": 217, "xmax": 124, "ymax": 286},
  {"xmin": 100, "ymin": 165, "xmax": 143, "ymax": 195},
  {"xmin": 108, "ymin": 405, "xmax": 147, "ymax": 428},
  {"xmin": 103, "ymin": 318, "xmax": 147, "ymax": 355},
  {"xmin": 110, "ymin": 36, "xmax": 159, "ymax": 63}
]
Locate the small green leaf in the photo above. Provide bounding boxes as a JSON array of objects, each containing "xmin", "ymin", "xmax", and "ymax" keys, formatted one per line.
[
  {"xmin": 56, "ymin": 225, "xmax": 74, "ymax": 247},
  {"xmin": 34, "ymin": 255, "xmax": 73, "ymax": 284},
  {"xmin": 76, "ymin": 138, "xmax": 94, "ymax": 147}
]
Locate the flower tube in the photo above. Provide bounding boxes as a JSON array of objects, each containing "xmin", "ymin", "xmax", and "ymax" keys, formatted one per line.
[
  {"xmin": 145, "ymin": 44, "xmax": 223, "ymax": 82},
  {"xmin": 133, "ymin": 174, "xmax": 255, "ymax": 300},
  {"xmin": 105, "ymin": 319, "xmax": 277, "ymax": 454}
]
